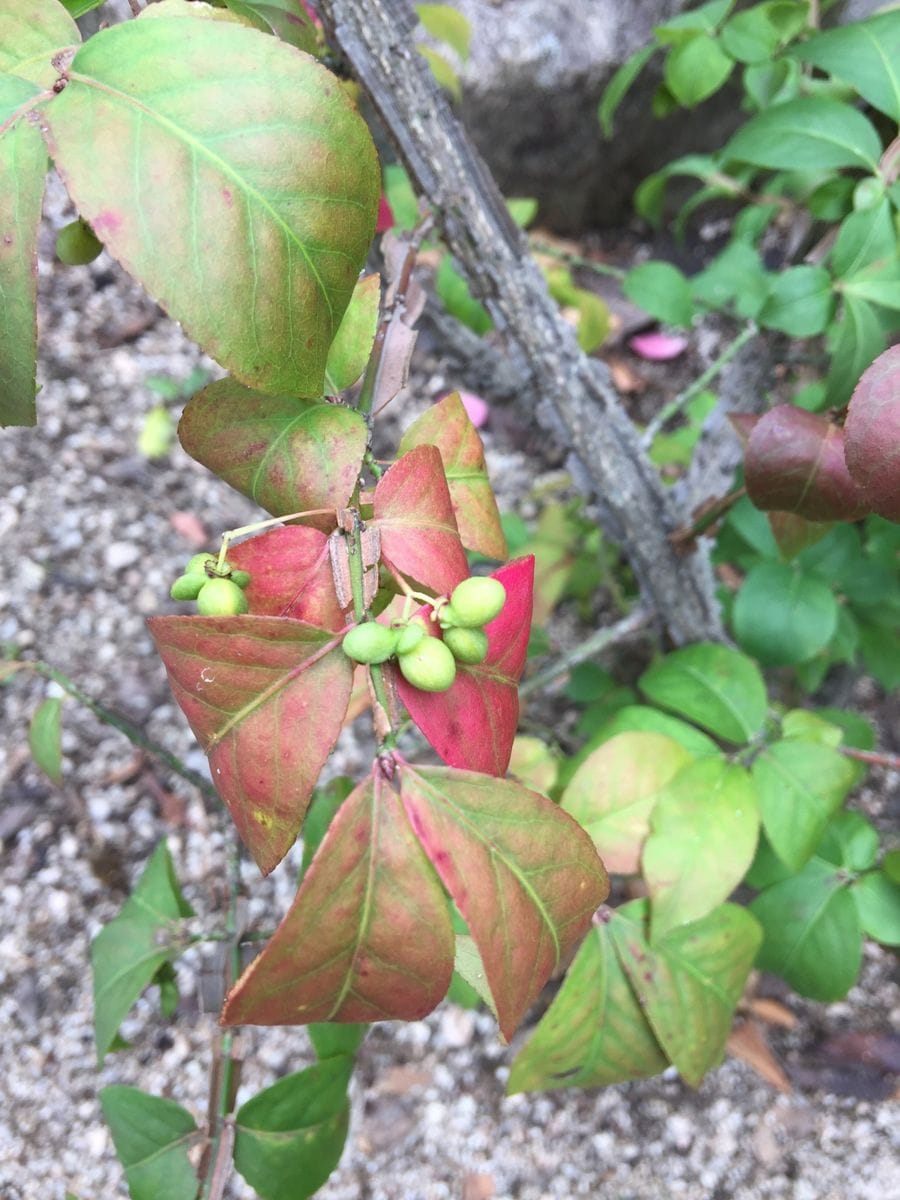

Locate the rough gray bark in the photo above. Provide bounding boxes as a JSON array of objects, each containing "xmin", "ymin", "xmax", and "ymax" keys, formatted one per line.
[{"xmin": 318, "ymin": 0, "xmax": 723, "ymax": 645}]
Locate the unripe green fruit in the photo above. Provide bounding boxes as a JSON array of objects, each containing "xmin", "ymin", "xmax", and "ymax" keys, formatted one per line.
[
  {"xmin": 445, "ymin": 577, "xmax": 506, "ymax": 628},
  {"xmin": 170, "ymin": 572, "xmax": 208, "ymax": 601},
  {"xmin": 185, "ymin": 552, "xmax": 218, "ymax": 575},
  {"xmin": 55, "ymin": 218, "xmax": 103, "ymax": 266},
  {"xmin": 398, "ymin": 636, "xmax": 457, "ymax": 692},
  {"xmin": 444, "ymin": 626, "xmax": 489, "ymax": 665},
  {"xmin": 196, "ymin": 577, "xmax": 249, "ymax": 616},
  {"xmin": 395, "ymin": 617, "xmax": 427, "ymax": 655},
  {"xmin": 230, "ymin": 569, "xmax": 251, "ymax": 589},
  {"xmin": 342, "ymin": 622, "xmax": 399, "ymax": 664}
]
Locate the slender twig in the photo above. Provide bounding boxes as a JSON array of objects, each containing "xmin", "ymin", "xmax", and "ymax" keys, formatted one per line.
[
  {"xmin": 641, "ymin": 322, "xmax": 758, "ymax": 449},
  {"xmin": 669, "ymin": 486, "xmax": 747, "ymax": 549},
  {"xmin": 528, "ymin": 238, "xmax": 626, "ymax": 281},
  {"xmin": 519, "ymin": 608, "xmax": 655, "ymax": 698},
  {"xmin": 840, "ymin": 745, "xmax": 900, "ymax": 772},
  {"xmin": 25, "ymin": 660, "xmax": 219, "ymax": 803}
]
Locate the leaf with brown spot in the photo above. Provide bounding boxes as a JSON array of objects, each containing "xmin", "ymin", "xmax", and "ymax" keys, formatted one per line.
[
  {"xmin": 395, "ymin": 557, "xmax": 534, "ymax": 775},
  {"xmin": 179, "ymin": 379, "xmax": 367, "ymax": 530},
  {"xmin": 148, "ymin": 615, "xmax": 352, "ymax": 874},
  {"xmin": 221, "ymin": 771, "xmax": 454, "ymax": 1024},
  {"xmin": 397, "ymin": 392, "xmax": 507, "ymax": 559},
  {"xmin": 398, "ymin": 762, "xmax": 609, "ymax": 1041},
  {"xmin": 373, "ymin": 445, "xmax": 469, "ymax": 595}
]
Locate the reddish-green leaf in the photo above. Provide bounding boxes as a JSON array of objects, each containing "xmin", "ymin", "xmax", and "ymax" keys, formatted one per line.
[
  {"xmin": 561, "ymin": 732, "xmax": 694, "ymax": 875},
  {"xmin": 42, "ymin": 15, "xmax": 379, "ymax": 396},
  {"xmin": 745, "ymin": 405, "xmax": 869, "ymax": 521},
  {"xmin": 221, "ymin": 772, "xmax": 454, "ymax": 1024},
  {"xmin": 323, "ymin": 272, "xmax": 380, "ymax": 394},
  {"xmin": 148, "ymin": 615, "xmax": 351, "ymax": 874},
  {"xmin": 397, "ymin": 393, "xmax": 507, "ymax": 559},
  {"xmin": 398, "ymin": 763, "xmax": 609, "ymax": 1041},
  {"xmin": 611, "ymin": 902, "xmax": 762, "ymax": 1085},
  {"xmin": 395, "ymin": 556, "xmax": 534, "ymax": 775},
  {"xmin": 178, "ymin": 379, "xmax": 367, "ymax": 529},
  {"xmin": 844, "ymin": 344, "xmax": 900, "ymax": 521},
  {"xmin": 507, "ymin": 904, "xmax": 668, "ymax": 1092},
  {"xmin": 373, "ymin": 444, "xmax": 469, "ymax": 595},
  {"xmin": 642, "ymin": 758, "xmax": 759, "ymax": 938},
  {"xmin": 227, "ymin": 526, "xmax": 344, "ymax": 628},
  {"xmin": 0, "ymin": 75, "xmax": 50, "ymax": 428}
]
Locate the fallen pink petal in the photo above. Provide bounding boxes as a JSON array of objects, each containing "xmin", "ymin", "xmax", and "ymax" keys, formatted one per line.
[
  {"xmin": 457, "ymin": 390, "xmax": 490, "ymax": 428},
  {"xmin": 628, "ymin": 331, "xmax": 689, "ymax": 361}
]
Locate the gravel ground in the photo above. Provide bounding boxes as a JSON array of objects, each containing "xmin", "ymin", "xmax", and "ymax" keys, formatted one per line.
[{"xmin": 1, "ymin": 178, "xmax": 899, "ymax": 1200}]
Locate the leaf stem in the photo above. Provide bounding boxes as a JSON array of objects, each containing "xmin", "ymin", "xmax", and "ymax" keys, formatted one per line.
[
  {"xmin": 24, "ymin": 660, "xmax": 220, "ymax": 804},
  {"xmin": 518, "ymin": 608, "xmax": 654, "ymax": 698},
  {"xmin": 528, "ymin": 238, "xmax": 626, "ymax": 281},
  {"xmin": 217, "ymin": 508, "xmax": 335, "ymax": 565},
  {"xmin": 839, "ymin": 745, "xmax": 900, "ymax": 771},
  {"xmin": 641, "ymin": 322, "xmax": 758, "ymax": 449}
]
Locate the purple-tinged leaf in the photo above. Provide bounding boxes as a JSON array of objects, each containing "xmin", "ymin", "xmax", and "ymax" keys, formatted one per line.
[
  {"xmin": 148, "ymin": 615, "xmax": 351, "ymax": 874},
  {"xmin": 227, "ymin": 526, "xmax": 344, "ymax": 629},
  {"xmin": 179, "ymin": 379, "xmax": 367, "ymax": 530},
  {"xmin": 373, "ymin": 444, "xmax": 469, "ymax": 594},
  {"xmin": 745, "ymin": 404, "xmax": 869, "ymax": 521},
  {"xmin": 398, "ymin": 762, "xmax": 609, "ymax": 1041},
  {"xmin": 844, "ymin": 344, "xmax": 900, "ymax": 521},
  {"xmin": 397, "ymin": 393, "xmax": 507, "ymax": 559},
  {"xmin": 221, "ymin": 772, "xmax": 454, "ymax": 1024},
  {"xmin": 396, "ymin": 557, "xmax": 534, "ymax": 775}
]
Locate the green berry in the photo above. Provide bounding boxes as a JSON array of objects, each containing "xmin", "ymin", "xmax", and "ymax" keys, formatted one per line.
[
  {"xmin": 444, "ymin": 626, "xmax": 489, "ymax": 665},
  {"xmin": 342, "ymin": 622, "xmax": 399, "ymax": 664},
  {"xmin": 398, "ymin": 637, "xmax": 457, "ymax": 692},
  {"xmin": 170, "ymin": 572, "xmax": 208, "ymax": 601},
  {"xmin": 231, "ymin": 569, "xmax": 251, "ymax": 589},
  {"xmin": 196, "ymin": 577, "xmax": 249, "ymax": 616},
  {"xmin": 395, "ymin": 617, "xmax": 427, "ymax": 655},
  {"xmin": 55, "ymin": 218, "xmax": 103, "ymax": 266},
  {"xmin": 185, "ymin": 552, "xmax": 218, "ymax": 576},
  {"xmin": 445, "ymin": 577, "xmax": 506, "ymax": 628}
]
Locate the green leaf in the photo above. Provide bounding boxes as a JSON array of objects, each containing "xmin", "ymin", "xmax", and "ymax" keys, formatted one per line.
[
  {"xmin": 733, "ymin": 562, "xmax": 838, "ymax": 666},
  {"xmin": 506, "ymin": 197, "xmax": 538, "ymax": 228},
  {"xmin": 817, "ymin": 811, "xmax": 879, "ymax": 872},
  {"xmin": 561, "ymin": 732, "xmax": 695, "ymax": 876},
  {"xmin": 418, "ymin": 46, "xmax": 461, "ymax": 101},
  {"xmin": 884, "ymin": 850, "xmax": 900, "ymax": 885},
  {"xmin": 642, "ymin": 758, "xmax": 759, "ymax": 937},
  {"xmin": 233, "ymin": 1058, "xmax": 352, "ymax": 1200},
  {"xmin": 599, "ymin": 44, "xmax": 656, "ymax": 137},
  {"xmin": 416, "ymin": 3, "xmax": 471, "ymax": 60},
  {"xmin": 29, "ymin": 696, "xmax": 63, "ymax": 785},
  {"xmin": 825, "ymin": 295, "xmax": 885, "ymax": 406},
  {"xmin": 758, "ymin": 266, "xmax": 834, "ymax": 336},
  {"xmin": 0, "ymin": 74, "xmax": 50, "ymax": 428},
  {"xmin": 100, "ymin": 1086, "xmax": 199, "ymax": 1200},
  {"xmin": 656, "ymin": 0, "xmax": 736, "ymax": 43},
  {"xmin": 382, "ymin": 162, "xmax": 418, "ymax": 232},
  {"xmin": 745, "ymin": 832, "xmax": 794, "ymax": 889},
  {"xmin": 752, "ymin": 739, "xmax": 856, "ymax": 871},
  {"xmin": 452, "ymin": 934, "xmax": 498, "ymax": 1017},
  {"xmin": 721, "ymin": 2, "xmax": 808, "ymax": 64},
  {"xmin": 794, "ymin": 11, "xmax": 900, "ymax": 122},
  {"xmin": 744, "ymin": 57, "xmax": 801, "ymax": 109},
  {"xmin": 725, "ymin": 98, "xmax": 881, "ymax": 172},
  {"xmin": 299, "ymin": 776, "xmax": 354, "ymax": 885},
  {"xmin": 634, "ymin": 154, "xmax": 720, "ymax": 226},
  {"xmin": 43, "ymin": 16, "xmax": 379, "ymax": 397},
  {"xmin": 62, "ymin": 0, "xmax": 105, "ymax": 16},
  {"xmin": 853, "ymin": 872, "xmax": 900, "ymax": 946},
  {"xmin": 91, "ymin": 841, "xmax": 194, "ymax": 1061},
  {"xmin": 750, "ymin": 857, "xmax": 862, "ymax": 1000},
  {"xmin": 622, "ymin": 261, "xmax": 694, "ymax": 327},
  {"xmin": 639, "ymin": 643, "xmax": 767, "ymax": 744},
  {"xmin": 507, "ymin": 903, "xmax": 668, "ymax": 1092},
  {"xmin": 435, "ymin": 255, "xmax": 492, "ymax": 334},
  {"xmin": 830, "ymin": 200, "xmax": 895, "ymax": 279},
  {"xmin": 611, "ymin": 901, "xmax": 762, "ymax": 1086},
  {"xmin": 308, "ymin": 1021, "xmax": 367, "ymax": 1060},
  {"xmin": 664, "ymin": 33, "xmax": 734, "ymax": 107},
  {"xmin": 690, "ymin": 240, "xmax": 770, "ymax": 317},
  {"xmin": 581, "ymin": 705, "xmax": 721, "ymax": 757},
  {"xmin": 322, "ymin": 272, "xmax": 379, "ymax": 393},
  {"xmin": 0, "ymin": 0, "xmax": 80, "ymax": 86},
  {"xmin": 781, "ymin": 708, "xmax": 843, "ymax": 749}
]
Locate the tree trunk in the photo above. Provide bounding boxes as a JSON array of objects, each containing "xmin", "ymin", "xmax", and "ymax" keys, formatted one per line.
[{"xmin": 318, "ymin": 0, "xmax": 724, "ymax": 645}]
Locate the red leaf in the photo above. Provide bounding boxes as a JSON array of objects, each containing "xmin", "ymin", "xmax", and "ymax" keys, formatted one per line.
[
  {"xmin": 227, "ymin": 526, "xmax": 345, "ymax": 629},
  {"xmin": 221, "ymin": 771, "xmax": 454, "ymax": 1025},
  {"xmin": 844, "ymin": 344, "xmax": 900, "ymax": 521},
  {"xmin": 148, "ymin": 616, "xmax": 352, "ymax": 874},
  {"xmin": 744, "ymin": 405, "xmax": 869, "ymax": 521},
  {"xmin": 373, "ymin": 444, "xmax": 469, "ymax": 595},
  {"xmin": 398, "ymin": 763, "xmax": 609, "ymax": 1040},
  {"xmin": 375, "ymin": 193, "xmax": 395, "ymax": 233},
  {"xmin": 178, "ymin": 378, "xmax": 368, "ymax": 530},
  {"xmin": 397, "ymin": 393, "xmax": 507, "ymax": 559},
  {"xmin": 395, "ymin": 557, "xmax": 534, "ymax": 775}
]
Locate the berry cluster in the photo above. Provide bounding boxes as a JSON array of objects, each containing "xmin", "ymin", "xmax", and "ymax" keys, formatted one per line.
[
  {"xmin": 170, "ymin": 553, "xmax": 251, "ymax": 615},
  {"xmin": 342, "ymin": 576, "xmax": 507, "ymax": 693}
]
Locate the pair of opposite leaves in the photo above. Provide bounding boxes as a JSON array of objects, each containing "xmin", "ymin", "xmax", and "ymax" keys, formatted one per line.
[{"xmin": 739, "ymin": 344, "xmax": 900, "ymax": 523}]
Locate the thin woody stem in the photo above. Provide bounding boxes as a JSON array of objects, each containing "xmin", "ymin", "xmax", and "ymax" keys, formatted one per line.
[
  {"xmin": 519, "ymin": 608, "xmax": 655, "ymax": 697},
  {"xmin": 840, "ymin": 745, "xmax": 900, "ymax": 772}
]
